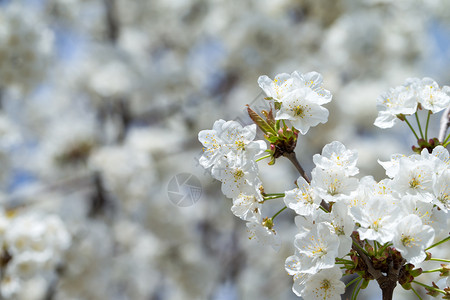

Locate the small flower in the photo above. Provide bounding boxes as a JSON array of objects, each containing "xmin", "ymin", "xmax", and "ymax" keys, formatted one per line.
[
  {"xmin": 285, "ymin": 253, "xmax": 311, "ymax": 296},
  {"xmin": 393, "ymin": 214, "xmax": 435, "ymax": 264},
  {"xmin": 284, "ymin": 177, "xmax": 321, "ymax": 216},
  {"xmin": 301, "ymin": 266, "xmax": 345, "ymax": 300},
  {"xmin": 313, "ymin": 141, "xmax": 359, "ymax": 176},
  {"xmin": 275, "ymin": 88, "xmax": 329, "ymax": 135},
  {"xmin": 258, "ymin": 73, "xmax": 297, "ymax": 100},
  {"xmin": 392, "ymin": 157, "xmax": 434, "ymax": 201},
  {"xmin": 231, "ymin": 180, "xmax": 263, "ymax": 220},
  {"xmin": 246, "ymin": 216, "xmax": 281, "ymax": 251},
  {"xmin": 211, "ymin": 155, "xmax": 259, "ymax": 198},
  {"xmin": 417, "ymin": 77, "xmax": 450, "ymax": 113},
  {"xmin": 350, "ymin": 196, "xmax": 400, "ymax": 244},
  {"xmin": 311, "ymin": 166, "xmax": 358, "ymax": 203},
  {"xmin": 198, "ymin": 119, "xmax": 266, "ymax": 169},
  {"xmin": 258, "ymin": 71, "xmax": 332, "ymax": 103},
  {"xmin": 378, "ymin": 153, "xmax": 408, "ymax": 178},
  {"xmin": 292, "ymin": 71, "xmax": 332, "ymax": 103},
  {"xmin": 294, "ymin": 223, "xmax": 339, "ymax": 274},
  {"xmin": 374, "ymin": 84, "xmax": 418, "ymax": 129},
  {"xmin": 321, "ymin": 201, "xmax": 355, "ymax": 257},
  {"xmin": 432, "ymin": 169, "xmax": 450, "ymax": 212},
  {"xmin": 400, "ymin": 195, "xmax": 446, "ymax": 235}
]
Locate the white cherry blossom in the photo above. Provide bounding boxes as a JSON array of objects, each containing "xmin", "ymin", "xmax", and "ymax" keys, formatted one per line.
[
  {"xmin": 393, "ymin": 214, "xmax": 435, "ymax": 264},
  {"xmin": 313, "ymin": 141, "xmax": 359, "ymax": 176},
  {"xmin": 350, "ymin": 196, "xmax": 401, "ymax": 244},
  {"xmin": 294, "ymin": 223, "xmax": 339, "ymax": 274},
  {"xmin": 392, "ymin": 157, "xmax": 434, "ymax": 201},
  {"xmin": 301, "ymin": 266, "xmax": 345, "ymax": 300},
  {"xmin": 284, "ymin": 177, "xmax": 321, "ymax": 216},
  {"xmin": 258, "ymin": 70, "xmax": 332, "ymax": 103},
  {"xmin": 231, "ymin": 180, "xmax": 264, "ymax": 220},
  {"xmin": 246, "ymin": 216, "xmax": 281, "ymax": 251},
  {"xmin": 285, "ymin": 253, "xmax": 311, "ymax": 297},
  {"xmin": 432, "ymin": 169, "xmax": 450, "ymax": 212},
  {"xmin": 374, "ymin": 84, "xmax": 418, "ymax": 128},
  {"xmin": 275, "ymin": 88, "xmax": 329, "ymax": 135},
  {"xmin": 417, "ymin": 77, "xmax": 450, "ymax": 113},
  {"xmin": 211, "ymin": 155, "xmax": 259, "ymax": 198},
  {"xmin": 198, "ymin": 119, "xmax": 266, "ymax": 169},
  {"xmin": 311, "ymin": 166, "xmax": 358, "ymax": 203}
]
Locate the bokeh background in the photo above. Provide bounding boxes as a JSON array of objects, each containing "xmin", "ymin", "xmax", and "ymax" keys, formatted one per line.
[{"xmin": 0, "ymin": 0, "xmax": 449, "ymax": 299}]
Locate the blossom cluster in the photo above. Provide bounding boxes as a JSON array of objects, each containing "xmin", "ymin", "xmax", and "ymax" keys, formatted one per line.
[
  {"xmin": 0, "ymin": 211, "xmax": 70, "ymax": 298},
  {"xmin": 375, "ymin": 77, "xmax": 450, "ymax": 129},
  {"xmin": 198, "ymin": 120, "xmax": 285, "ymax": 249},
  {"xmin": 198, "ymin": 70, "xmax": 450, "ymax": 299},
  {"xmin": 285, "ymin": 142, "xmax": 449, "ymax": 298},
  {"xmin": 258, "ymin": 71, "xmax": 332, "ymax": 134}
]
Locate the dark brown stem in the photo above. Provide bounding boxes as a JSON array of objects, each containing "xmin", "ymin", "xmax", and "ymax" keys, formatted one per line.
[
  {"xmin": 352, "ymin": 236, "xmax": 382, "ymax": 280},
  {"xmin": 283, "ymin": 152, "xmax": 330, "ymax": 212},
  {"xmin": 283, "ymin": 152, "xmax": 310, "ymax": 183},
  {"xmin": 351, "ymin": 235, "xmax": 403, "ymax": 300},
  {"xmin": 376, "ymin": 259, "xmax": 402, "ymax": 300}
]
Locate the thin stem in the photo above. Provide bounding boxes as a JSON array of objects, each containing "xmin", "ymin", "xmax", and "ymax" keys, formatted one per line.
[
  {"xmin": 413, "ymin": 281, "xmax": 445, "ymax": 294},
  {"xmin": 346, "ymin": 276, "xmax": 361, "ymax": 288},
  {"xmin": 335, "ymin": 261, "xmax": 352, "ymax": 265},
  {"xmin": 336, "ymin": 258, "xmax": 353, "ymax": 263},
  {"xmin": 354, "ymin": 282, "xmax": 363, "ymax": 300},
  {"xmin": 377, "ymin": 243, "xmax": 393, "ymax": 255},
  {"xmin": 411, "ymin": 286, "xmax": 423, "ymax": 300},
  {"xmin": 351, "ymin": 278, "xmax": 363, "ymax": 300},
  {"xmin": 262, "ymin": 195, "xmax": 284, "ymax": 201},
  {"xmin": 283, "ymin": 152, "xmax": 310, "ymax": 183},
  {"xmin": 426, "ymin": 236, "xmax": 450, "ymax": 250},
  {"xmin": 256, "ymin": 154, "xmax": 271, "ymax": 162},
  {"xmin": 443, "ymin": 132, "xmax": 450, "ymax": 145},
  {"xmin": 429, "ymin": 258, "xmax": 450, "ymax": 263},
  {"xmin": 319, "ymin": 205, "xmax": 329, "ymax": 213},
  {"xmin": 263, "ymin": 193, "xmax": 285, "ymax": 197},
  {"xmin": 425, "ymin": 110, "xmax": 431, "ymax": 141},
  {"xmin": 405, "ymin": 118, "xmax": 420, "ymax": 140},
  {"xmin": 422, "ymin": 268, "xmax": 443, "ymax": 273},
  {"xmin": 415, "ymin": 112, "xmax": 424, "ymax": 139},
  {"xmin": 352, "ymin": 239, "xmax": 370, "ymax": 257},
  {"xmin": 271, "ymin": 206, "xmax": 287, "ymax": 220}
]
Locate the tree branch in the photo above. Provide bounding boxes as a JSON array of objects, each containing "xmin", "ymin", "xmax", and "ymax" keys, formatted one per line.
[
  {"xmin": 283, "ymin": 152, "xmax": 310, "ymax": 183},
  {"xmin": 438, "ymin": 106, "xmax": 450, "ymax": 143}
]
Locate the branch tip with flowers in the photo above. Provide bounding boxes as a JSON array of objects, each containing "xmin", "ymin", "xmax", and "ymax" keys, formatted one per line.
[{"xmin": 198, "ymin": 71, "xmax": 450, "ymax": 300}]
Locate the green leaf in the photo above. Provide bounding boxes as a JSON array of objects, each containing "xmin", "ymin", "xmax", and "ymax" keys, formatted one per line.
[
  {"xmin": 247, "ymin": 106, "xmax": 277, "ymax": 136},
  {"xmin": 262, "ymin": 106, "xmax": 275, "ymax": 127}
]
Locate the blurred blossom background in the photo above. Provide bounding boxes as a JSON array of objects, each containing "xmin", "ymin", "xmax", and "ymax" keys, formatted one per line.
[{"xmin": 0, "ymin": 0, "xmax": 448, "ymax": 299}]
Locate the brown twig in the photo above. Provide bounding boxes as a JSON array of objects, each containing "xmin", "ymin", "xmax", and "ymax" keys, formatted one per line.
[
  {"xmin": 439, "ymin": 106, "xmax": 450, "ymax": 143},
  {"xmin": 283, "ymin": 151, "xmax": 331, "ymax": 212},
  {"xmin": 283, "ymin": 152, "xmax": 310, "ymax": 183},
  {"xmin": 351, "ymin": 235, "xmax": 404, "ymax": 300}
]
